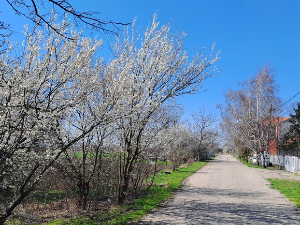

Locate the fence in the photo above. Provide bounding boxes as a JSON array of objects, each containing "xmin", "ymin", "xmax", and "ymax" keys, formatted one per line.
[{"xmin": 270, "ymin": 155, "xmax": 300, "ymax": 173}]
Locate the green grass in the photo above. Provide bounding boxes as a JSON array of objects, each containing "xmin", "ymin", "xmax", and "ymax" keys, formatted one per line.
[
  {"xmin": 32, "ymin": 190, "xmax": 66, "ymax": 203},
  {"xmin": 243, "ymin": 161, "xmax": 269, "ymax": 169},
  {"xmin": 75, "ymin": 152, "xmax": 93, "ymax": 158},
  {"xmin": 235, "ymin": 155, "xmax": 269, "ymax": 169},
  {"xmin": 268, "ymin": 178, "xmax": 300, "ymax": 208},
  {"xmin": 155, "ymin": 160, "xmax": 172, "ymax": 165},
  {"xmin": 153, "ymin": 162, "xmax": 207, "ymax": 189},
  {"xmin": 47, "ymin": 161, "xmax": 208, "ymax": 225}
]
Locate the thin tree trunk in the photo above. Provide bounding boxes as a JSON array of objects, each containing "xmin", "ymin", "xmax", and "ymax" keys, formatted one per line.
[{"xmin": 0, "ymin": 191, "xmax": 30, "ymax": 225}]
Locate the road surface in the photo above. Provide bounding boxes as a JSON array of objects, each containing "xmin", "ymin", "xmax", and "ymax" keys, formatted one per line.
[{"xmin": 136, "ymin": 155, "xmax": 300, "ymax": 224}]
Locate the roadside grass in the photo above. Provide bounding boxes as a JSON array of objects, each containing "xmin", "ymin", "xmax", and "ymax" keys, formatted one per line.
[
  {"xmin": 46, "ymin": 161, "xmax": 208, "ymax": 225},
  {"xmin": 234, "ymin": 155, "xmax": 269, "ymax": 169},
  {"xmin": 268, "ymin": 178, "xmax": 300, "ymax": 209},
  {"xmin": 243, "ymin": 161, "xmax": 269, "ymax": 169}
]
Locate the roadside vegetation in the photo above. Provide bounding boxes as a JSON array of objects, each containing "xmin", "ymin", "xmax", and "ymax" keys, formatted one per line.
[
  {"xmin": 242, "ymin": 161, "xmax": 270, "ymax": 169},
  {"xmin": 234, "ymin": 155, "xmax": 269, "ymax": 169},
  {"xmin": 0, "ymin": 12, "xmax": 220, "ymax": 224},
  {"xmin": 6, "ymin": 161, "xmax": 208, "ymax": 225},
  {"xmin": 268, "ymin": 179, "xmax": 300, "ymax": 208}
]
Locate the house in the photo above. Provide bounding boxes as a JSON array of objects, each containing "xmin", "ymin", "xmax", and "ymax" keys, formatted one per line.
[{"xmin": 267, "ymin": 117, "xmax": 291, "ymax": 155}]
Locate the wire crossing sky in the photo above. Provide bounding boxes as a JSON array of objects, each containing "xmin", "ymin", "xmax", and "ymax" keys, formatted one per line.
[{"xmin": 2, "ymin": 0, "xmax": 300, "ymax": 119}]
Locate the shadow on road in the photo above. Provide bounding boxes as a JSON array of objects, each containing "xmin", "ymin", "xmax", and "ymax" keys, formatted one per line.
[
  {"xmin": 206, "ymin": 157, "xmax": 238, "ymax": 165},
  {"xmin": 135, "ymin": 187, "xmax": 300, "ymax": 225},
  {"xmin": 136, "ymin": 202, "xmax": 299, "ymax": 224},
  {"xmin": 135, "ymin": 155, "xmax": 300, "ymax": 224},
  {"xmin": 176, "ymin": 187, "xmax": 264, "ymax": 199}
]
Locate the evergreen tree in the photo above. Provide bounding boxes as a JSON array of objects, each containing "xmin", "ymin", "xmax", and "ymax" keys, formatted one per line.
[{"xmin": 280, "ymin": 103, "xmax": 300, "ymax": 153}]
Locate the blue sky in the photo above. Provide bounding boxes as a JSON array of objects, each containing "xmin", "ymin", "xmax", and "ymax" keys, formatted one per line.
[{"xmin": 2, "ymin": 0, "xmax": 300, "ymax": 120}]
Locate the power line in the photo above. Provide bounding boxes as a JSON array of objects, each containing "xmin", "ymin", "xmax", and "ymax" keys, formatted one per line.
[{"xmin": 277, "ymin": 91, "xmax": 300, "ymax": 110}]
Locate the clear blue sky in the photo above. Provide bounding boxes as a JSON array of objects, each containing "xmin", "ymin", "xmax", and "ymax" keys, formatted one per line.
[{"xmin": 2, "ymin": 0, "xmax": 300, "ymax": 119}]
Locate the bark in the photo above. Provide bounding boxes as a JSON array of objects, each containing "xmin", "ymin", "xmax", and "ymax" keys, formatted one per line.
[
  {"xmin": 0, "ymin": 163, "xmax": 39, "ymax": 224},
  {"xmin": 0, "ymin": 190, "xmax": 31, "ymax": 225}
]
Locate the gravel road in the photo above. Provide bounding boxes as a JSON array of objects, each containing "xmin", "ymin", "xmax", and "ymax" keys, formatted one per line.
[{"xmin": 135, "ymin": 154, "xmax": 300, "ymax": 224}]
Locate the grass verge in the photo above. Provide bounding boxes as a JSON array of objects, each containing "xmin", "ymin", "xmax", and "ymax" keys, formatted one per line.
[
  {"xmin": 268, "ymin": 178, "xmax": 300, "ymax": 208},
  {"xmin": 242, "ymin": 161, "xmax": 269, "ymax": 169},
  {"xmin": 234, "ymin": 155, "xmax": 269, "ymax": 169},
  {"xmin": 47, "ymin": 161, "xmax": 207, "ymax": 225}
]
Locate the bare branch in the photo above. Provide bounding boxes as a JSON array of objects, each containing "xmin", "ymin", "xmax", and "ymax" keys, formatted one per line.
[{"xmin": 2, "ymin": 0, "xmax": 131, "ymax": 41}]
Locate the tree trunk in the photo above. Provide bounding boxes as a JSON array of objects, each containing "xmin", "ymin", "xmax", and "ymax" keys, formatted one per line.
[
  {"xmin": 118, "ymin": 176, "xmax": 129, "ymax": 204},
  {"xmin": 118, "ymin": 144, "xmax": 139, "ymax": 204},
  {"xmin": 256, "ymin": 153, "xmax": 260, "ymax": 166},
  {"xmin": 82, "ymin": 182, "xmax": 89, "ymax": 210},
  {"xmin": 0, "ymin": 190, "xmax": 31, "ymax": 225},
  {"xmin": 261, "ymin": 152, "xmax": 266, "ymax": 168},
  {"xmin": 81, "ymin": 141, "xmax": 87, "ymax": 210},
  {"xmin": 118, "ymin": 154, "xmax": 133, "ymax": 204}
]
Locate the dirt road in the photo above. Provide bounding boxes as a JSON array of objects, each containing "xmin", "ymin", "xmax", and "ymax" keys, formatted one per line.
[{"xmin": 136, "ymin": 155, "xmax": 300, "ymax": 224}]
